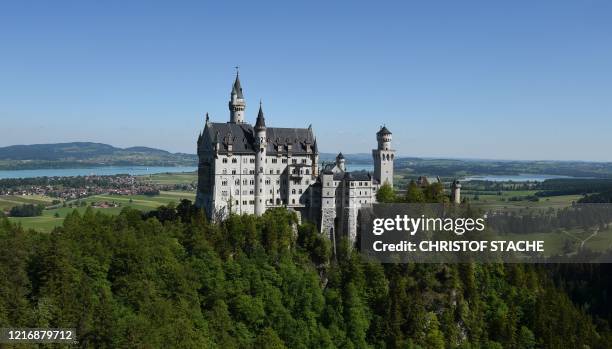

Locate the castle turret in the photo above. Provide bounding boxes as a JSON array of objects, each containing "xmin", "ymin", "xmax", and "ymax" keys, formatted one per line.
[
  {"xmin": 336, "ymin": 152, "xmax": 346, "ymax": 172},
  {"xmin": 229, "ymin": 71, "xmax": 245, "ymax": 124},
  {"xmin": 254, "ymin": 102, "xmax": 267, "ymax": 215},
  {"xmin": 451, "ymin": 179, "xmax": 462, "ymax": 204},
  {"xmin": 373, "ymin": 126, "xmax": 395, "ymax": 187}
]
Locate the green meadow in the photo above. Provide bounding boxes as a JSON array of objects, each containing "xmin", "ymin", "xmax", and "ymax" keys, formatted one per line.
[
  {"xmin": 138, "ymin": 171, "xmax": 197, "ymax": 185},
  {"xmin": 8, "ymin": 191, "xmax": 195, "ymax": 232},
  {"xmin": 0, "ymin": 195, "xmax": 54, "ymax": 211},
  {"xmin": 465, "ymin": 190, "xmax": 582, "ymax": 210}
]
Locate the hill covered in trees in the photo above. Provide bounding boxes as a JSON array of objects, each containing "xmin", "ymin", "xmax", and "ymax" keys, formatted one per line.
[
  {"xmin": 1, "ymin": 201, "xmax": 612, "ymax": 348},
  {"xmin": 0, "ymin": 142, "xmax": 197, "ymax": 169}
]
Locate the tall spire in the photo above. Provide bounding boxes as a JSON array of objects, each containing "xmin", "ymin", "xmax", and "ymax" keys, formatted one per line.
[
  {"xmin": 232, "ymin": 67, "xmax": 244, "ymax": 99},
  {"xmin": 229, "ymin": 68, "xmax": 246, "ymax": 123},
  {"xmin": 255, "ymin": 100, "xmax": 266, "ymax": 130}
]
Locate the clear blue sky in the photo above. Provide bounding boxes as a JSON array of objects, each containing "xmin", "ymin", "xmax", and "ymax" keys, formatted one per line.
[{"xmin": 1, "ymin": 0, "xmax": 611, "ymax": 161}]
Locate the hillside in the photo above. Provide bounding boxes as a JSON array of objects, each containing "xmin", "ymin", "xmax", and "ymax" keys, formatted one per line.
[{"xmin": 0, "ymin": 142, "xmax": 197, "ymax": 170}]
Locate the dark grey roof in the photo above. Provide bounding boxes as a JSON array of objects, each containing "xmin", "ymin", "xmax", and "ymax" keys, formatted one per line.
[
  {"xmin": 232, "ymin": 74, "xmax": 244, "ymax": 99},
  {"xmin": 205, "ymin": 122, "xmax": 317, "ymax": 155},
  {"xmin": 255, "ymin": 105, "xmax": 266, "ymax": 130},
  {"xmin": 344, "ymin": 171, "xmax": 373, "ymax": 181},
  {"xmin": 333, "ymin": 171, "xmax": 372, "ymax": 181},
  {"xmin": 336, "ymin": 152, "xmax": 344, "ymax": 159},
  {"xmin": 377, "ymin": 126, "xmax": 392, "ymax": 135}
]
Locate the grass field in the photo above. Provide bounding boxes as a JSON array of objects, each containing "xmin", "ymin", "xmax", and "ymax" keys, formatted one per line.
[
  {"xmin": 8, "ymin": 191, "xmax": 196, "ymax": 232},
  {"xmin": 465, "ymin": 190, "xmax": 581, "ymax": 210},
  {"xmin": 501, "ymin": 225, "xmax": 612, "ymax": 257},
  {"xmin": 138, "ymin": 172, "xmax": 197, "ymax": 185},
  {"xmin": 0, "ymin": 195, "xmax": 54, "ymax": 210}
]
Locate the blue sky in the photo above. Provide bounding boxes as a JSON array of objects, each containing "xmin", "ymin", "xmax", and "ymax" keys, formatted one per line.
[{"xmin": 1, "ymin": 0, "xmax": 611, "ymax": 161}]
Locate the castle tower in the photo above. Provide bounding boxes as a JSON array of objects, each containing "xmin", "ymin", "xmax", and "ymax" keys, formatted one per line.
[
  {"xmin": 336, "ymin": 152, "xmax": 346, "ymax": 172},
  {"xmin": 254, "ymin": 102, "xmax": 267, "ymax": 215},
  {"xmin": 229, "ymin": 71, "xmax": 245, "ymax": 124},
  {"xmin": 373, "ymin": 126, "xmax": 395, "ymax": 187},
  {"xmin": 451, "ymin": 179, "xmax": 462, "ymax": 204}
]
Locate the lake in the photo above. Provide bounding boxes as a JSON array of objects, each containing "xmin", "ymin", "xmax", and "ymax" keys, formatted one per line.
[
  {"xmin": 461, "ymin": 174, "xmax": 575, "ymax": 182},
  {"xmin": 0, "ymin": 164, "xmax": 374, "ymax": 179},
  {"xmin": 0, "ymin": 166, "xmax": 198, "ymax": 179}
]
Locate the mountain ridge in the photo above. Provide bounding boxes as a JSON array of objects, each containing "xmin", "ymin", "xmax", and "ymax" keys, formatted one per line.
[{"xmin": 0, "ymin": 142, "xmax": 197, "ymax": 170}]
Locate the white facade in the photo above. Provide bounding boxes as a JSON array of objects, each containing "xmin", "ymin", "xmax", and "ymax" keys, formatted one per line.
[{"xmin": 196, "ymin": 74, "xmax": 394, "ymax": 246}]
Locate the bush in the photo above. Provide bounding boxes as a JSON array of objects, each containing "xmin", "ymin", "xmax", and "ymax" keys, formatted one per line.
[{"xmin": 9, "ymin": 203, "xmax": 44, "ymax": 217}]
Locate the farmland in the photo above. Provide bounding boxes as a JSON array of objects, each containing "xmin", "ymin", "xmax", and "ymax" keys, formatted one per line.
[{"xmin": 8, "ymin": 191, "xmax": 196, "ymax": 232}]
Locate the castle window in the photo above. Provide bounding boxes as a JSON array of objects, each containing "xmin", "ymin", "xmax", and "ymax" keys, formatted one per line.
[
  {"xmin": 250, "ymin": 190, "xmax": 254, "ymax": 195},
  {"xmin": 301, "ymin": 159, "xmax": 307, "ymax": 164},
  {"xmin": 232, "ymin": 170, "xmax": 236, "ymax": 175},
  {"xmin": 282, "ymin": 159, "xmax": 287, "ymax": 164},
  {"xmin": 276, "ymin": 198, "xmax": 281, "ymax": 205},
  {"xmin": 235, "ymin": 189, "xmax": 239, "ymax": 195},
  {"xmin": 243, "ymin": 200, "xmax": 247, "ymax": 205},
  {"xmin": 270, "ymin": 169, "xmax": 274, "ymax": 174},
  {"xmin": 276, "ymin": 180, "xmax": 280, "ymax": 185},
  {"xmin": 223, "ymin": 169, "xmax": 227, "ymax": 174},
  {"xmin": 235, "ymin": 179, "xmax": 240, "ymax": 185},
  {"xmin": 298, "ymin": 189, "xmax": 303, "ymax": 194},
  {"xmin": 249, "ymin": 200, "xmax": 254, "ymax": 205},
  {"xmin": 250, "ymin": 180, "xmax": 254, "ymax": 185},
  {"xmin": 232, "ymin": 158, "xmax": 237, "ymax": 163},
  {"xmin": 276, "ymin": 170, "xmax": 280, "ymax": 174},
  {"xmin": 249, "ymin": 170, "xmax": 254, "ymax": 174},
  {"xmin": 292, "ymin": 199, "xmax": 295, "ymax": 204},
  {"xmin": 250, "ymin": 158, "xmax": 255, "ymax": 164},
  {"xmin": 221, "ymin": 180, "xmax": 228, "ymax": 186},
  {"xmin": 292, "ymin": 159, "xmax": 297, "ymax": 164},
  {"xmin": 265, "ymin": 179, "xmax": 271, "ymax": 185},
  {"xmin": 236, "ymin": 200, "xmax": 239, "ymax": 205},
  {"xmin": 291, "ymin": 189, "xmax": 296, "ymax": 194},
  {"xmin": 272, "ymin": 158, "xmax": 278, "ymax": 163},
  {"xmin": 222, "ymin": 158, "xmax": 228, "ymax": 163},
  {"xmin": 305, "ymin": 169, "xmax": 310, "ymax": 175}
]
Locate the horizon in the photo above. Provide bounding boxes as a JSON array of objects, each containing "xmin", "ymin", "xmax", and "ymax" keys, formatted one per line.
[
  {"xmin": 1, "ymin": 1, "xmax": 611, "ymax": 161},
  {"xmin": 2, "ymin": 140, "xmax": 612, "ymax": 164}
]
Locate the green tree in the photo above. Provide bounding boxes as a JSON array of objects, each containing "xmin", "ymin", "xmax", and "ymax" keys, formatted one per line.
[
  {"xmin": 404, "ymin": 180, "xmax": 425, "ymax": 203},
  {"xmin": 376, "ymin": 183, "xmax": 396, "ymax": 203}
]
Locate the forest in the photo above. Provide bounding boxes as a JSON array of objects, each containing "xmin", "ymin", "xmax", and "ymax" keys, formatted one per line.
[{"xmin": 2, "ymin": 195, "xmax": 612, "ymax": 348}]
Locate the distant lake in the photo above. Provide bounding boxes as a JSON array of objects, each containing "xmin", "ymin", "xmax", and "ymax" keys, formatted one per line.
[
  {"xmin": 346, "ymin": 164, "xmax": 373, "ymax": 172},
  {"xmin": 0, "ymin": 164, "xmax": 373, "ymax": 180},
  {"xmin": 462, "ymin": 174, "xmax": 575, "ymax": 182},
  {"xmin": 0, "ymin": 166, "xmax": 197, "ymax": 179}
]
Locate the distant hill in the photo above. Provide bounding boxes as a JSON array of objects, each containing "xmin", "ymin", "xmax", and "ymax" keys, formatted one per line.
[{"xmin": 0, "ymin": 142, "xmax": 197, "ymax": 170}]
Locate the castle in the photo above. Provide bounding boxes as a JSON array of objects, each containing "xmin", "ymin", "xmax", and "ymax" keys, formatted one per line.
[{"xmin": 195, "ymin": 73, "xmax": 395, "ymax": 244}]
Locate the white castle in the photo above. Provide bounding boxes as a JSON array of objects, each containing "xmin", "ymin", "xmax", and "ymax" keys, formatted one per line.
[{"xmin": 195, "ymin": 72, "xmax": 395, "ymax": 244}]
